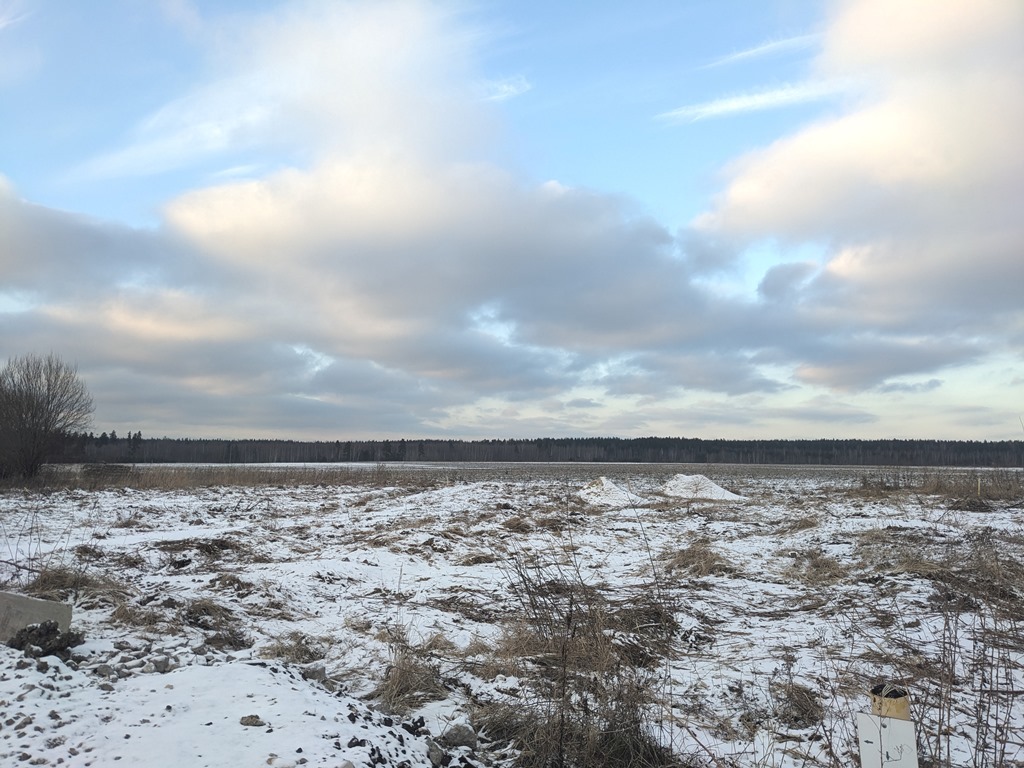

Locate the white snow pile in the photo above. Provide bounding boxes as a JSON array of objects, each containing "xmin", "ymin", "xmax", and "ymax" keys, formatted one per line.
[
  {"xmin": 577, "ymin": 476, "xmax": 644, "ymax": 507},
  {"xmin": 0, "ymin": 647, "xmax": 440, "ymax": 767},
  {"xmin": 660, "ymin": 473, "xmax": 745, "ymax": 501}
]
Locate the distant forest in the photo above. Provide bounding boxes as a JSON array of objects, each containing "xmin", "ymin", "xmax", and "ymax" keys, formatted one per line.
[{"xmin": 56, "ymin": 433, "xmax": 1023, "ymax": 468}]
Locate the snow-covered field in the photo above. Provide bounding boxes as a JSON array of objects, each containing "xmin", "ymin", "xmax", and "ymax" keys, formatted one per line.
[{"xmin": 2, "ymin": 463, "xmax": 1022, "ymax": 767}]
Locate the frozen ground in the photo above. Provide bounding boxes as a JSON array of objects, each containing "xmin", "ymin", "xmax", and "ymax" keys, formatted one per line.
[{"xmin": 1, "ymin": 463, "xmax": 1022, "ymax": 767}]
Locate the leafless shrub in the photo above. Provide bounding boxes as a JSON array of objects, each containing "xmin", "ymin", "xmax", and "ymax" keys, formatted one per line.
[
  {"xmin": 475, "ymin": 548, "xmax": 679, "ymax": 768},
  {"xmin": 0, "ymin": 353, "xmax": 93, "ymax": 480}
]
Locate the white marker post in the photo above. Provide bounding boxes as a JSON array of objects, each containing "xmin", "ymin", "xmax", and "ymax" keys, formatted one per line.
[{"xmin": 857, "ymin": 684, "xmax": 919, "ymax": 768}]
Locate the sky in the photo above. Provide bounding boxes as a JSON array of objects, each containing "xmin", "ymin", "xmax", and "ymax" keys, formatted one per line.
[{"xmin": 1, "ymin": 0, "xmax": 1022, "ymax": 442}]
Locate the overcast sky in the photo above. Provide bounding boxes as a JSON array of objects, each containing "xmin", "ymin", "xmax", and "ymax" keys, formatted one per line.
[{"xmin": 2, "ymin": 0, "xmax": 1022, "ymax": 441}]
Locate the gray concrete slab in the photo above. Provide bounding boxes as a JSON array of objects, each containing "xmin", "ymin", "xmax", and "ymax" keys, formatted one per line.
[{"xmin": 0, "ymin": 591, "xmax": 72, "ymax": 642}]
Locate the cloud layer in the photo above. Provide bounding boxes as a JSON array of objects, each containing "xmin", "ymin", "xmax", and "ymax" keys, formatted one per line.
[{"xmin": 2, "ymin": 0, "xmax": 1022, "ymax": 439}]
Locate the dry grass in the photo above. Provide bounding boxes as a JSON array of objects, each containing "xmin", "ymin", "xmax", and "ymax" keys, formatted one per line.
[
  {"xmin": 73, "ymin": 542, "xmax": 104, "ymax": 561},
  {"xmin": 778, "ymin": 514, "xmax": 820, "ymax": 534},
  {"xmin": 474, "ymin": 549, "xmax": 680, "ymax": 768},
  {"xmin": 23, "ymin": 564, "xmax": 130, "ymax": 607},
  {"xmin": 180, "ymin": 597, "xmax": 234, "ymax": 631},
  {"xmin": 260, "ymin": 631, "xmax": 329, "ymax": 664},
  {"xmin": 460, "ymin": 551, "xmax": 499, "ymax": 566},
  {"xmin": 785, "ymin": 547, "xmax": 849, "ymax": 587},
  {"xmin": 110, "ymin": 601, "xmax": 164, "ymax": 628},
  {"xmin": 36, "ymin": 463, "xmax": 451, "ymax": 491},
  {"xmin": 772, "ymin": 680, "xmax": 824, "ymax": 730},
  {"xmin": 502, "ymin": 515, "xmax": 533, "ymax": 534},
  {"xmin": 370, "ymin": 625, "xmax": 447, "ymax": 715},
  {"xmin": 114, "ymin": 551, "xmax": 147, "ymax": 569},
  {"xmin": 154, "ymin": 535, "xmax": 250, "ymax": 563},
  {"xmin": 856, "ymin": 527, "xmax": 1024, "ymax": 617},
  {"xmin": 661, "ymin": 539, "xmax": 735, "ymax": 578},
  {"xmin": 919, "ymin": 470, "xmax": 1024, "ymax": 503},
  {"xmin": 849, "ymin": 468, "xmax": 1024, "ymax": 504},
  {"xmin": 209, "ymin": 572, "xmax": 256, "ymax": 596}
]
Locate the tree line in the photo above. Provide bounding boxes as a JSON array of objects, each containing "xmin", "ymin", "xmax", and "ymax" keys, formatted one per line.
[
  {"xmin": 57, "ymin": 434, "xmax": 1023, "ymax": 468},
  {"xmin": 3, "ymin": 353, "xmax": 1022, "ymax": 477}
]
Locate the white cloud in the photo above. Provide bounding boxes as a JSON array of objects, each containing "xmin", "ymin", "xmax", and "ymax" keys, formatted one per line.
[
  {"xmin": 0, "ymin": 0, "xmax": 28, "ymax": 31},
  {"xmin": 479, "ymin": 74, "xmax": 532, "ymax": 102},
  {"xmin": 6, "ymin": 0, "xmax": 1024, "ymax": 440},
  {"xmin": 703, "ymin": 33, "xmax": 819, "ymax": 68},
  {"xmin": 74, "ymin": 0, "xmax": 491, "ymax": 180},
  {"xmin": 659, "ymin": 79, "xmax": 848, "ymax": 122},
  {"xmin": 692, "ymin": 0, "xmax": 1024, "ymax": 388},
  {"xmin": 0, "ymin": 0, "xmax": 37, "ymax": 85}
]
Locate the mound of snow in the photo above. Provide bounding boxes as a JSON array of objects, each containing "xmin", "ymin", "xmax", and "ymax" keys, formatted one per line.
[
  {"xmin": 577, "ymin": 477, "xmax": 644, "ymax": 508},
  {"xmin": 0, "ymin": 650, "xmax": 440, "ymax": 767},
  {"xmin": 660, "ymin": 474, "xmax": 745, "ymax": 501}
]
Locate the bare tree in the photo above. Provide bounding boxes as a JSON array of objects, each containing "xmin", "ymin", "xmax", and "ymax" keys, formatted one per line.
[{"xmin": 0, "ymin": 354, "xmax": 94, "ymax": 479}]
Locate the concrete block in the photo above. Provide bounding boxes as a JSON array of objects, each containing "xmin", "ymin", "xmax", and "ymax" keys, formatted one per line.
[{"xmin": 0, "ymin": 591, "xmax": 73, "ymax": 642}]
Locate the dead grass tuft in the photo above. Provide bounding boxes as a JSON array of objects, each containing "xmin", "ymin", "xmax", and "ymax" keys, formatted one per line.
[
  {"xmin": 180, "ymin": 597, "xmax": 234, "ymax": 631},
  {"xmin": 785, "ymin": 547, "xmax": 849, "ymax": 586},
  {"xmin": 772, "ymin": 680, "xmax": 824, "ymax": 730},
  {"xmin": 209, "ymin": 572, "xmax": 256, "ymax": 596},
  {"xmin": 661, "ymin": 539, "xmax": 735, "ymax": 578},
  {"xmin": 205, "ymin": 626, "xmax": 253, "ymax": 650},
  {"xmin": 502, "ymin": 515, "xmax": 533, "ymax": 534},
  {"xmin": 779, "ymin": 514, "xmax": 819, "ymax": 533},
  {"xmin": 24, "ymin": 565, "xmax": 129, "ymax": 606},
  {"xmin": 460, "ymin": 551, "xmax": 499, "ymax": 566},
  {"xmin": 370, "ymin": 626, "xmax": 447, "ymax": 715},
  {"xmin": 260, "ymin": 631, "xmax": 329, "ymax": 664},
  {"xmin": 114, "ymin": 551, "xmax": 147, "ymax": 569},
  {"xmin": 533, "ymin": 515, "xmax": 568, "ymax": 532},
  {"xmin": 110, "ymin": 511, "xmax": 149, "ymax": 529},
  {"xmin": 110, "ymin": 601, "xmax": 163, "ymax": 628},
  {"xmin": 73, "ymin": 543, "xmax": 104, "ymax": 561}
]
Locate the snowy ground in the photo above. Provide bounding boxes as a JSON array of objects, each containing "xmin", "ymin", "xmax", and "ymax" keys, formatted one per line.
[{"xmin": 1, "ymin": 463, "xmax": 1022, "ymax": 767}]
